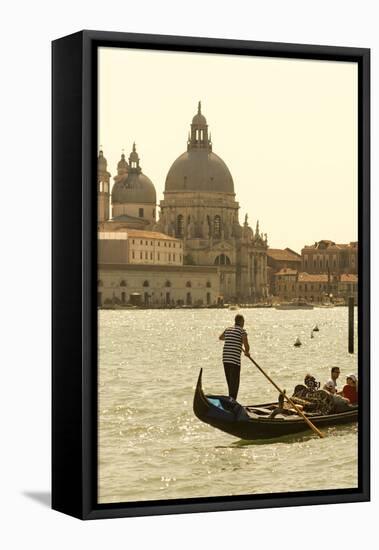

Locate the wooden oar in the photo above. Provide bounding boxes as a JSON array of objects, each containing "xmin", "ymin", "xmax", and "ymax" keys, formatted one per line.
[{"xmin": 246, "ymin": 354, "xmax": 325, "ymax": 439}]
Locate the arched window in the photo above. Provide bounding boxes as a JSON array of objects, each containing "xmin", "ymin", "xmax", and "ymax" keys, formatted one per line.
[
  {"xmin": 214, "ymin": 215, "xmax": 221, "ymax": 238},
  {"xmin": 120, "ymin": 280, "xmax": 127, "ymax": 287},
  {"xmin": 143, "ymin": 280, "xmax": 149, "ymax": 287},
  {"xmin": 186, "ymin": 281, "xmax": 192, "ymax": 288},
  {"xmin": 165, "ymin": 280, "xmax": 171, "ymax": 288},
  {"xmin": 176, "ymin": 214, "xmax": 184, "ymax": 237},
  {"xmin": 206, "ymin": 281, "xmax": 211, "ymax": 288},
  {"xmin": 97, "ymin": 280, "xmax": 103, "ymax": 287},
  {"xmin": 214, "ymin": 254, "xmax": 231, "ymax": 266}
]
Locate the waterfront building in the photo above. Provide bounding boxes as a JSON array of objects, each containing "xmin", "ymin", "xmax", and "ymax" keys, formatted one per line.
[
  {"xmin": 98, "ymin": 264, "xmax": 219, "ymax": 307},
  {"xmin": 338, "ymin": 273, "xmax": 358, "ymax": 304},
  {"xmin": 267, "ymin": 248, "xmax": 302, "ymax": 295},
  {"xmin": 296, "ymin": 272, "xmax": 334, "ymax": 303},
  {"xmin": 98, "ymin": 230, "xmax": 183, "ymax": 266},
  {"xmin": 97, "ymin": 103, "xmax": 269, "ymax": 304},
  {"xmin": 301, "ymin": 240, "xmax": 358, "ymax": 274},
  {"xmin": 273, "ymin": 268, "xmax": 299, "ymax": 301},
  {"xmin": 98, "ymin": 231, "xmax": 129, "ymax": 264},
  {"xmin": 156, "ymin": 102, "xmax": 268, "ymax": 301},
  {"xmin": 273, "ymin": 270, "xmax": 358, "ymax": 304}
]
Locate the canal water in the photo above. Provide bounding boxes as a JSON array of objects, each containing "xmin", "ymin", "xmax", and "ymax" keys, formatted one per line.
[{"xmin": 98, "ymin": 307, "xmax": 358, "ymax": 503}]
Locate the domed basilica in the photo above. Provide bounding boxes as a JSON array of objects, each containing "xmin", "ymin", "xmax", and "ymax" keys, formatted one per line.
[{"xmin": 98, "ymin": 103, "xmax": 268, "ymax": 302}]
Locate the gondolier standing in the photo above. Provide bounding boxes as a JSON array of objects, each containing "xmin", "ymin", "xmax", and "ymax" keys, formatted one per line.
[{"xmin": 219, "ymin": 314, "xmax": 250, "ymax": 400}]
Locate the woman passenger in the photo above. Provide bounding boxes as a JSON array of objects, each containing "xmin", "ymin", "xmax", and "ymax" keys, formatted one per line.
[{"xmin": 341, "ymin": 374, "xmax": 358, "ymax": 405}]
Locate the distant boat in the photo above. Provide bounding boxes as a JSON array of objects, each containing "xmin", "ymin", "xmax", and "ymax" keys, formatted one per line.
[
  {"xmin": 294, "ymin": 337, "xmax": 302, "ymax": 347},
  {"xmin": 275, "ymin": 299, "xmax": 314, "ymax": 310},
  {"xmin": 313, "ymin": 324, "xmax": 320, "ymax": 332}
]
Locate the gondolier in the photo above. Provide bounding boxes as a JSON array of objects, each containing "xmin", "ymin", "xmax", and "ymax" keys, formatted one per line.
[{"xmin": 219, "ymin": 314, "xmax": 250, "ymax": 400}]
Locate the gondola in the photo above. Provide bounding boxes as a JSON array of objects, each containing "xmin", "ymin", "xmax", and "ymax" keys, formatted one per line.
[{"xmin": 193, "ymin": 369, "xmax": 358, "ymax": 440}]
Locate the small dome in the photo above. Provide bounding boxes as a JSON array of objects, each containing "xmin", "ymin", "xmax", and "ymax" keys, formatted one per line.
[
  {"xmin": 112, "ymin": 143, "xmax": 156, "ymax": 204},
  {"xmin": 192, "ymin": 112, "xmax": 207, "ymax": 126},
  {"xmin": 117, "ymin": 153, "xmax": 128, "ymax": 172},
  {"xmin": 165, "ymin": 150, "xmax": 234, "ymax": 194},
  {"xmin": 112, "ymin": 173, "xmax": 156, "ymax": 204}
]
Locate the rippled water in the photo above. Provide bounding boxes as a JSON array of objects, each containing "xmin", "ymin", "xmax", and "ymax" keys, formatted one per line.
[{"xmin": 98, "ymin": 307, "xmax": 358, "ymax": 503}]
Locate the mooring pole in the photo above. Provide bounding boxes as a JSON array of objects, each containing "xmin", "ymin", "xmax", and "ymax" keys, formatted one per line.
[{"xmin": 348, "ymin": 296, "xmax": 354, "ymax": 354}]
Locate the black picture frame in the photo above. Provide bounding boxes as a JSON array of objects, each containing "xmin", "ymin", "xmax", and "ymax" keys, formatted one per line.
[{"xmin": 52, "ymin": 30, "xmax": 370, "ymax": 520}]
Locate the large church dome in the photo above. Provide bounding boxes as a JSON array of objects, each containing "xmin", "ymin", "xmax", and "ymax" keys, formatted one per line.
[
  {"xmin": 165, "ymin": 150, "xmax": 234, "ymax": 193},
  {"xmin": 164, "ymin": 102, "xmax": 234, "ymax": 194},
  {"xmin": 112, "ymin": 144, "xmax": 156, "ymax": 205}
]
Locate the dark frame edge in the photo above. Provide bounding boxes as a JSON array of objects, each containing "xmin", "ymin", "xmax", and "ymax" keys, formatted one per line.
[
  {"xmin": 81, "ymin": 29, "xmax": 370, "ymax": 59},
  {"xmin": 52, "ymin": 30, "xmax": 86, "ymax": 520},
  {"xmin": 85, "ymin": 495, "xmax": 370, "ymax": 521},
  {"xmin": 358, "ymin": 47, "xmax": 370, "ymax": 501}
]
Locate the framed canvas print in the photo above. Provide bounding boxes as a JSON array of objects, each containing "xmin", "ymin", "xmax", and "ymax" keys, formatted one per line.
[{"xmin": 52, "ymin": 30, "xmax": 370, "ymax": 520}]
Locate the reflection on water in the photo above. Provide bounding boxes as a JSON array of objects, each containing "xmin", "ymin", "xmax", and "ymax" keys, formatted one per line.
[{"xmin": 98, "ymin": 308, "xmax": 358, "ymax": 503}]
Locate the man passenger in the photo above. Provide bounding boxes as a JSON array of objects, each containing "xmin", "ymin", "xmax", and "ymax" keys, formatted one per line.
[{"xmin": 323, "ymin": 367, "xmax": 340, "ymax": 394}]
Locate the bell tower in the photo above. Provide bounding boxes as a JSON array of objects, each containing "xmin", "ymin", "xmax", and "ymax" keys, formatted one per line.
[{"xmin": 97, "ymin": 149, "xmax": 111, "ymax": 222}]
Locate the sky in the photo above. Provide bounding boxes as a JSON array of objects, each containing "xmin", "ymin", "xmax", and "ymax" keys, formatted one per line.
[{"xmin": 98, "ymin": 47, "xmax": 358, "ymax": 253}]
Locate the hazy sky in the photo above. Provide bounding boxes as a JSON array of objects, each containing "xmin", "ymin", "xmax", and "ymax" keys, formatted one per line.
[{"xmin": 98, "ymin": 47, "xmax": 358, "ymax": 253}]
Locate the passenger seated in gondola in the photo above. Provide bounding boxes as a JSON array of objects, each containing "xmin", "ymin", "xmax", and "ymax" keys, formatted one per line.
[
  {"xmin": 304, "ymin": 374, "xmax": 320, "ymax": 391},
  {"xmin": 340, "ymin": 374, "xmax": 358, "ymax": 405},
  {"xmin": 323, "ymin": 367, "xmax": 340, "ymax": 394},
  {"xmin": 324, "ymin": 380, "xmax": 354, "ymax": 413},
  {"xmin": 292, "ymin": 374, "xmax": 320, "ymax": 399}
]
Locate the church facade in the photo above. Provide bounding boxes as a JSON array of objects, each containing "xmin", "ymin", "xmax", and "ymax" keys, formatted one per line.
[
  {"xmin": 156, "ymin": 103, "xmax": 268, "ymax": 301},
  {"xmin": 98, "ymin": 103, "xmax": 268, "ymax": 303}
]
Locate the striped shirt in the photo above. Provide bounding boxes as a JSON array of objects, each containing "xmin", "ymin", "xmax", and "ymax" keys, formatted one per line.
[{"xmin": 222, "ymin": 325, "xmax": 247, "ymax": 367}]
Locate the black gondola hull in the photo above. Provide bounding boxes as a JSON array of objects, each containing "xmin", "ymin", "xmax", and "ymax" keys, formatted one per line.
[{"xmin": 193, "ymin": 369, "xmax": 358, "ymax": 440}]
